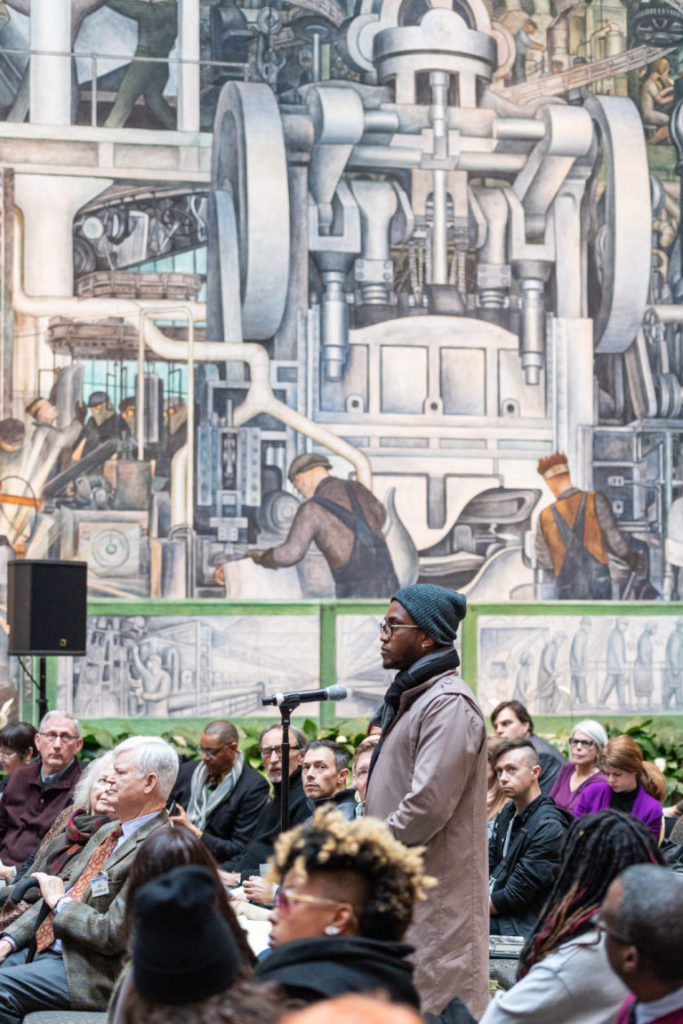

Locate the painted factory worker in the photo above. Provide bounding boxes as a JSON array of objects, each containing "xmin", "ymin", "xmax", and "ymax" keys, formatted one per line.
[
  {"xmin": 535, "ymin": 453, "xmax": 645, "ymax": 600},
  {"xmin": 248, "ymin": 454, "xmax": 399, "ymax": 599},
  {"xmin": 104, "ymin": 0, "xmax": 178, "ymax": 130}
]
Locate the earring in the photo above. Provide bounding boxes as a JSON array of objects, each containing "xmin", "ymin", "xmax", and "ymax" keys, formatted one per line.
[{"xmin": 324, "ymin": 925, "xmax": 341, "ymax": 935}]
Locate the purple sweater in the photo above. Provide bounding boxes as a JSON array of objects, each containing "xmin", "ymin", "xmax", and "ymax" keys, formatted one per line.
[
  {"xmin": 550, "ymin": 762, "xmax": 606, "ymax": 814},
  {"xmin": 575, "ymin": 781, "xmax": 662, "ymax": 841}
]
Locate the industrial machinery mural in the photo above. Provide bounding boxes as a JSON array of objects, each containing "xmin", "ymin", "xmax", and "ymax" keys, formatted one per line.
[{"xmin": 2, "ymin": 0, "xmax": 683, "ymax": 634}]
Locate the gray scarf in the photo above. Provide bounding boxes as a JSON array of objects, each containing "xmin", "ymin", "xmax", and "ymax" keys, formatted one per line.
[{"xmin": 187, "ymin": 751, "xmax": 244, "ymax": 830}]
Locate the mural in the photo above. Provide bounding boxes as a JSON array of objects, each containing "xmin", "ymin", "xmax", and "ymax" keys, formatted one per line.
[
  {"xmin": 477, "ymin": 611, "xmax": 683, "ymax": 715},
  {"xmin": 0, "ymin": 0, "xmax": 682, "ymax": 716}
]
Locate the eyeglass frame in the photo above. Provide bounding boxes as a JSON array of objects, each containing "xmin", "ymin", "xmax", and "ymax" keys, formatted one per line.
[
  {"xmin": 198, "ymin": 741, "xmax": 239, "ymax": 758},
  {"xmin": 38, "ymin": 731, "xmax": 79, "ymax": 744},
  {"xmin": 260, "ymin": 744, "xmax": 300, "ymax": 760},
  {"xmin": 274, "ymin": 887, "xmax": 346, "ymax": 914},
  {"xmin": 0, "ymin": 750, "xmax": 19, "ymax": 762},
  {"xmin": 569, "ymin": 738, "xmax": 596, "ymax": 748},
  {"xmin": 379, "ymin": 619, "xmax": 422, "ymax": 639},
  {"xmin": 594, "ymin": 913, "xmax": 632, "ymax": 945}
]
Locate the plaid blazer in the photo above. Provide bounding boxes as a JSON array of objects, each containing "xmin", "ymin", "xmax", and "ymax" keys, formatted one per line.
[{"xmin": 4, "ymin": 810, "xmax": 169, "ymax": 1010}]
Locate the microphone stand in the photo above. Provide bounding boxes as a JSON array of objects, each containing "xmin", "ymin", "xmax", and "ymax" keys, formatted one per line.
[{"xmin": 274, "ymin": 697, "xmax": 300, "ymax": 834}]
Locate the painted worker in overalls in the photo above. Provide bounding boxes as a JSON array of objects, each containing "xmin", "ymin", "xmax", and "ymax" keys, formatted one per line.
[
  {"xmin": 535, "ymin": 452, "xmax": 644, "ymax": 600},
  {"xmin": 248, "ymin": 453, "xmax": 398, "ymax": 598}
]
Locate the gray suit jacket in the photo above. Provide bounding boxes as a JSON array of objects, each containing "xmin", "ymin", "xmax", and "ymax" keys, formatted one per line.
[{"xmin": 4, "ymin": 811, "xmax": 169, "ymax": 1010}]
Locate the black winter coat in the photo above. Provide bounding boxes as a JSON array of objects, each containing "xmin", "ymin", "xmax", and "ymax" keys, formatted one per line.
[
  {"xmin": 224, "ymin": 767, "xmax": 310, "ymax": 876},
  {"xmin": 170, "ymin": 760, "xmax": 269, "ymax": 863},
  {"xmin": 489, "ymin": 794, "xmax": 570, "ymax": 936}
]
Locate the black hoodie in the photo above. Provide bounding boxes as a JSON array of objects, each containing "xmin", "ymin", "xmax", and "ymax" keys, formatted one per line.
[{"xmin": 254, "ymin": 935, "xmax": 420, "ymax": 1008}]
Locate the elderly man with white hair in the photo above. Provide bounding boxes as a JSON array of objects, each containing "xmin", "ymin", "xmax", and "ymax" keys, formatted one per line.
[{"xmin": 0, "ymin": 735, "xmax": 178, "ymax": 1022}]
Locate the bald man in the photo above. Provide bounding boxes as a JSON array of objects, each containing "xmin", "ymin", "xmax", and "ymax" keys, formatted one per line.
[{"xmin": 169, "ymin": 720, "xmax": 268, "ymax": 863}]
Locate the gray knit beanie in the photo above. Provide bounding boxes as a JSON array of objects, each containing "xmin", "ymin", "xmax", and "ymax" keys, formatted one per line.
[{"xmin": 392, "ymin": 584, "xmax": 466, "ymax": 645}]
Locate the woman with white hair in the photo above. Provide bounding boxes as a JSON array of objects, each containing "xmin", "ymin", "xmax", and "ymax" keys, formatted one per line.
[
  {"xmin": 550, "ymin": 720, "xmax": 607, "ymax": 813},
  {"xmin": 0, "ymin": 752, "xmax": 115, "ymax": 923}
]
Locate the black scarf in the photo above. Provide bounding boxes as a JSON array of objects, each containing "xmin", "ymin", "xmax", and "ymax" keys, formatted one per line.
[{"xmin": 369, "ymin": 647, "xmax": 460, "ymax": 780}]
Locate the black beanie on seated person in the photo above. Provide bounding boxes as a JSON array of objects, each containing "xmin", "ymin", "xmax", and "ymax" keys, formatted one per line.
[{"xmin": 133, "ymin": 864, "xmax": 241, "ymax": 1005}]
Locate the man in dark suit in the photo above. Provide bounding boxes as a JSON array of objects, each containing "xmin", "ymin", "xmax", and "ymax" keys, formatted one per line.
[
  {"xmin": 169, "ymin": 719, "xmax": 269, "ymax": 864},
  {"xmin": 0, "ymin": 735, "xmax": 178, "ymax": 1022}
]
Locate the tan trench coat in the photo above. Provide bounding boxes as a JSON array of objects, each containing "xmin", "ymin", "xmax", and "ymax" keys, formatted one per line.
[{"xmin": 365, "ymin": 670, "xmax": 489, "ymax": 1018}]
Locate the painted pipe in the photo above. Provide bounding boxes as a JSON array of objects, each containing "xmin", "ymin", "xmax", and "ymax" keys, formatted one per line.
[{"xmin": 12, "ymin": 209, "xmax": 372, "ymax": 488}]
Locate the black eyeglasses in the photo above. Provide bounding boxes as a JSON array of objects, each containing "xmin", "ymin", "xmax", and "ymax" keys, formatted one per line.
[
  {"xmin": 379, "ymin": 619, "xmax": 421, "ymax": 639},
  {"xmin": 260, "ymin": 744, "xmax": 299, "ymax": 760}
]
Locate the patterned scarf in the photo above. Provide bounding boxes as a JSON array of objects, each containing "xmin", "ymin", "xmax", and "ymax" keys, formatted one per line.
[
  {"xmin": 187, "ymin": 751, "xmax": 244, "ymax": 830},
  {"xmin": 47, "ymin": 809, "xmax": 111, "ymax": 877}
]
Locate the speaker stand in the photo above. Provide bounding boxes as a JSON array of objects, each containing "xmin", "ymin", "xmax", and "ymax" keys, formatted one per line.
[{"xmin": 38, "ymin": 658, "xmax": 48, "ymax": 720}]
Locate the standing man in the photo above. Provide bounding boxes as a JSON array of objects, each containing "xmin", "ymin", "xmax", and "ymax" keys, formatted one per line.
[
  {"xmin": 365, "ymin": 583, "xmax": 488, "ymax": 1018},
  {"xmin": 0, "ymin": 736, "xmax": 177, "ymax": 1019},
  {"xmin": 104, "ymin": 0, "xmax": 178, "ymax": 129},
  {"xmin": 570, "ymin": 617, "xmax": 591, "ymax": 705},
  {"xmin": 126, "ymin": 645, "xmax": 171, "ymax": 716},
  {"xmin": 600, "ymin": 618, "xmax": 629, "ymax": 708},
  {"xmin": 536, "ymin": 632, "xmax": 566, "ymax": 714},
  {"xmin": 246, "ymin": 454, "xmax": 398, "ymax": 599},
  {"xmin": 0, "ymin": 711, "xmax": 82, "ymax": 869},
  {"xmin": 168, "ymin": 719, "xmax": 269, "ymax": 863},
  {"xmin": 633, "ymin": 622, "xmax": 657, "ymax": 710},
  {"xmin": 512, "ymin": 19, "xmax": 544, "ymax": 84},
  {"xmin": 536, "ymin": 453, "xmax": 644, "ymax": 600},
  {"xmin": 491, "ymin": 699, "xmax": 565, "ymax": 794},
  {"xmin": 664, "ymin": 618, "xmax": 683, "ymax": 709}
]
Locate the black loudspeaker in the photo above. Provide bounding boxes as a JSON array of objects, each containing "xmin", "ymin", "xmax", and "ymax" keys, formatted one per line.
[{"xmin": 7, "ymin": 560, "xmax": 87, "ymax": 656}]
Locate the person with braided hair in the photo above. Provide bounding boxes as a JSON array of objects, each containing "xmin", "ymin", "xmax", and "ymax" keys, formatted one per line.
[{"xmin": 480, "ymin": 810, "xmax": 664, "ymax": 1024}]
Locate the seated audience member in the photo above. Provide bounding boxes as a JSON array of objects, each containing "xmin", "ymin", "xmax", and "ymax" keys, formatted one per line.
[
  {"xmin": 487, "ymin": 737, "xmax": 509, "ymax": 839},
  {"xmin": 107, "ymin": 825, "xmax": 264, "ymax": 1022},
  {"xmin": 602, "ymin": 864, "xmax": 683, "ymax": 1024},
  {"xmin": 242, "ymin": 741, "xmax": 355, "ymax": 906},
  {"xmin": 575, "ymin": 735, "xmax": 664, "ymax": 841},
  {"xmin": 169, "ymin": 719, "xmax": 269, "ymax": 862},
  {"xmin": 489, "ymin": 738, "xmax": 569, "ymax": 937},
  {"xmin": 0, "ymin": 723, "xmax": 37, "ymax": 796},
  {"xmin": 0, "ymin": 736, "xmax": 178, "ymax": 1020},
  {"xmin": 0, "ymin": 753, "xmax": 115, "ymax": 907},
  {"xmin": 253, "ymin": 806, "xmax": 426, "ymax": 1008},
  {"xmin": 550, "ymin": 719, "xmax": 608, "ymax": 813},
  {"xmin": 0, "ymin": 711, "xmax": 82, "ymax": 868},
  {"xmin": 351, "ymin": 736, "xmax": 378, "ymax": 815},
  {"xmin": 302, "ymin": 740, "xmax": 355, "ymax": 819},
  {"xmin": 481, "ymin": 810, "xmax": 664, "ymax": 1024},
  {"xmin": 110, "ymin": 864, "xmax": 283, "ymax": 1024},
  {"xmin": 221, "ymin": 725, "xmax": 309, "ymax": 887},
  {"xmin": 491, "ymin": 700, "xmax": 566, "ymax": 794}
]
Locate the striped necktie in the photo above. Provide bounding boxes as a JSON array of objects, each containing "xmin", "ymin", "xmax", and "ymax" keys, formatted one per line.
[{"xmin": 35, "ymin": 825, "xmax": 123, "ymax": 952}]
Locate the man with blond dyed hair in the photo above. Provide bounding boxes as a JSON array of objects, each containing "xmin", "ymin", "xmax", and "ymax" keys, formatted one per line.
[{"xmin": 535, "ymin": 452, "xmax": 643, "ymax": 600}]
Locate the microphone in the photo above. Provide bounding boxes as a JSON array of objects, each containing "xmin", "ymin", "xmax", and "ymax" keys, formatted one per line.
[{"xmin": 262, "ymin": 684, "xmax": 347, "ymax": 707}]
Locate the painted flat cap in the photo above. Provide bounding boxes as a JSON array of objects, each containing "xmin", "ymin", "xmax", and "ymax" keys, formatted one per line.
[{"xmin": 288, "ymin": 452, "xmax": 332, "ymax": 482}]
